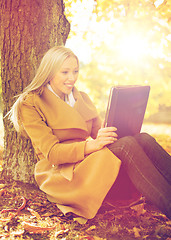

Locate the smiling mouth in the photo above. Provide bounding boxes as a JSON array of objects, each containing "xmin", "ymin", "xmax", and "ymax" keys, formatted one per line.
[{"xmin": 65, "ymin": 84, "xmax": 74, "ymax": 88}]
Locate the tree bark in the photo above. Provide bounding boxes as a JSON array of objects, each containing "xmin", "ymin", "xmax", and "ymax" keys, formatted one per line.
[{"xmin": 0, "ymin": 0, "xmax": 70, "ymax": 183}]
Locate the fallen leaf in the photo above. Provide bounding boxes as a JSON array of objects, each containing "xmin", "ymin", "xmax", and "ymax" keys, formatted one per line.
[
  {"xmin": 52, "ymin": 216, "xmax": 62, "ymax": 223},
  {"xmin": 133, "ymin": 227, "xmax": 141, "ymax": 238},
  {"xmin": 16, "ymin": 196, "xmax": 27, "ymax": 211},
  {"xmin": 0, "ymin": 184, "xmax": 5, "ymax": 189},
  {"xmin": 73, "ymin": 217, "xmax": 88, "ymax": 224},
  {"xmin": 86, "ymin": 225, "xmax": 96, "ymax": 231},
  {"xmin": 27, "ymin": 207, "xmax": 41, "ymax": 220},
  {"xmin": 0, "ymin": 233, "xmax": 10, "ymax": 238},
  {"xmin": 155, "ymin": 224, "xmax": 171, "ymax": 236},
  {"xmin": 22, "ymin": 221, "xmax": 56, "ymax": 233},
  {"xmin": 0, "ymin": 212, "xmax": 18, "ymax": 222},
  {"xmin": 130, "ymin": 203, "xmax": 146, "ymax": 216},
  {"xmin": 0, "ymin": 195, "xmax": 27, "ymax": 213},
  {"xmin": 79, "ymin": 236, "xmax": 94, "ymax": 240},
  {"xmin": 11, "ymin": 229, "xmax": 25, "ymax": 236},
  {"xmin": 93, "ymin": 237, "xmax": 106, "ymax": 240},
  {"xmin": 0, "ymin": 189, "xmax": 5, "ymax": 197},
  {"xmin": 54, "ymin": 229, "xmax": 69, "ymax": 237}
]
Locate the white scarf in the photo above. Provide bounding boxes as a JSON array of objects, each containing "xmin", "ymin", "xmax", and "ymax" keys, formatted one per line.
[{"xmin": 46, "ymin": 84, "xmax": 76, "ymax": 107}]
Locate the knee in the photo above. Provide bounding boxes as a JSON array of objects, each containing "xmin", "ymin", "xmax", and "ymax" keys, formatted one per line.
[
  {"xmin": 134, "ymin": 132, "xmax": 155, "ymax": 144},
  {"xmin": 117, "ymin": 135, "xmax": 137, "ymax": 150},
  {"xmin": 108, "ymin": 135, "xmax": 136, "ymax": 154},
  {"xmin": 120, "ymin": 135, "xmax": 136, "ymax": 144}
]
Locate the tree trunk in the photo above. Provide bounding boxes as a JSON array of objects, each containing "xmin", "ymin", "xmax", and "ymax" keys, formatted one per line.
[{"xmin": 0, "ymin": 0, "xmax": 70, "ymax": 183}]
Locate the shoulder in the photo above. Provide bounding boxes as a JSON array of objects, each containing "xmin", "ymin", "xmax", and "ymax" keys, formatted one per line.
[
  {"xmin": 21, "ymin": 91, "xmax": 41, "ymax": 107},
  {"xmin": 22, "ymin": 93, "xmax": 34, "ymax": 105}
]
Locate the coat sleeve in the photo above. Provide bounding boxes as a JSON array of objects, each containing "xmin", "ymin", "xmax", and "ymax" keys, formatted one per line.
[
  {"xmin": 91, "ymin": 117, "xmax": 101, "ymax": 139},
  {"xmin": 20, "ymin": 95, "xmax": 86, "ymax": 166}
]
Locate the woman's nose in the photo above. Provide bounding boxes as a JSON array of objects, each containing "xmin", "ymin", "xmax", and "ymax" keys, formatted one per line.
[{"xmin": 68, "ymin": 73, "xmax": 75, "ymax": 81}]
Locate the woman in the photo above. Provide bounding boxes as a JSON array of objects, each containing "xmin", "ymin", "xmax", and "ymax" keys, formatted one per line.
[{"xmin": 9, "ymin": 46, "xmax": 171, "ymax": 220}]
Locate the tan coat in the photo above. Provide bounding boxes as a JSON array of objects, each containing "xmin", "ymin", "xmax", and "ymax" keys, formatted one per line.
[{"xmin": 20, "ymin": 86, "xmax": 122, "ymax": 219}]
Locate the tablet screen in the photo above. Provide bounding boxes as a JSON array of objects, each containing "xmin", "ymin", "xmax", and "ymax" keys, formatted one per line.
[{"xmin": 105, "ymin": 85, "xmax": 150, "ymax": 138}]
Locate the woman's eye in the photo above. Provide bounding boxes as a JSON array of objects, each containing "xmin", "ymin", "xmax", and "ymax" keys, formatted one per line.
[
  {"xmin": 62, "ymin": 71, "xmax": 68, "ymax": 74},
  {"xmin": 74, "ymin": 70, "xmax": 79, "ymax": 74}
]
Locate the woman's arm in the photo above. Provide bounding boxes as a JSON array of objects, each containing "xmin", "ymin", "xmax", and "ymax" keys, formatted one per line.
[{"xmin": 20, "ymin": 94, "xmax": 118, "ymax": 165}]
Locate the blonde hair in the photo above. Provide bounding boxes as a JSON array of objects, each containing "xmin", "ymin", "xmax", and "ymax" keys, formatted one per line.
[{"xmin": 9, "ymin": 46, "xmax": 78, "ymax": 132}]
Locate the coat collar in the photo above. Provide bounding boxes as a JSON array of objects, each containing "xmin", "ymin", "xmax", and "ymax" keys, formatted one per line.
[
  {"xmin": 37, "ymin": 87, "xmax": 98, "ymax": 131},
  {"xmin": 72, "ymin": 87, "xmax": 98, "ymax": 121}
]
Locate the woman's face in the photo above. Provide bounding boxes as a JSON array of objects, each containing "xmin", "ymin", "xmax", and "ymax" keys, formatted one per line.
[{"xmin": 50, "ymin": 56, "xmax": 79, "ymax": 100}]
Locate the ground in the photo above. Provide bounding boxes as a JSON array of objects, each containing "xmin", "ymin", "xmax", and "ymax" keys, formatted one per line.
[{"xmin": 0, "ymin": 124, "xmax": 171, "ymax": 239}]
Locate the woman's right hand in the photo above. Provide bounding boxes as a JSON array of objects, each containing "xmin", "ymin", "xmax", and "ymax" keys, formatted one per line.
[{"xmin": 84, "ymin": 126, "xmax": 118, "ymax": 155}]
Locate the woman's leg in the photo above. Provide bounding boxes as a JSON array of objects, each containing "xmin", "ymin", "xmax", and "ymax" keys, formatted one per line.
[
  {"xmin": 134, "ymin": 133, "xmax": 171, "ymax": 185},
  {"xmin": 108, "ymin": 136, "xmax": 171, "ymax": 219},
  {"xmin": 105, "ymin": 164, "xmax": 140, "ymax": 202}
]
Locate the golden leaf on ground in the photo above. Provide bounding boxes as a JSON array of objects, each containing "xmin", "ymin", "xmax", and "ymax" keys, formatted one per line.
[
  {"xmin": 73, "ymin": 217, "xmax": 88, "ymax": 224},
  {"xmin": 0, "ymin": 189, "xmax": 5, "ymax": 197},
  {"xmin": 11, "ymin": 229, "xmax": 25, "ymax": 236},
  {"xmin": 22, "ymin": 221, "xmax": 56, "ymax": 233},
  {"xmin": 130, "ymin": 203, "xmax": 146, "ymax": 216},
  {"xmin": 0, "ymin": 184, "xmax": 5, "ymax": 189},
  {"xmin": 27, "ymin": 207, "xmax": 41, "ymax": 220},
  {"xmin": 86, "ymin": 225, "xmax": 96, "ymax": 231},
  {"xmin": 133, "ymin": 227, "xmax": 141, "ymax": 238},
  {"xmin": 93, "ymin": 237, "xmax": 107, "ymax": 240},
  {"xmin": 54, "ymin": 229, "xmax": 69, "ymax": 237}
]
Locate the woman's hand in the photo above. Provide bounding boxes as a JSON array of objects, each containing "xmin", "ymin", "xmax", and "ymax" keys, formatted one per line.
[
  {"xmin": 96, "ymin": 126, "xmax": 118, "ymax": 148},
  {"xmin": 84, "ymin": 126, "xmax": 118, "ymax": 155}
]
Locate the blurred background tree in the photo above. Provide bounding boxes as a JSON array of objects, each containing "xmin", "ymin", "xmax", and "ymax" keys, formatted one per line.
[{"xmin": 64, "ymin": 0, "xmax": 171, "ymax": 121}]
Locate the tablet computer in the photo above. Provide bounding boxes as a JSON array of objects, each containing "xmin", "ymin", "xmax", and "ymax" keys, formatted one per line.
[{"xmin": 104, "ymin": 85, "xmax": 150, "ymax": 139}]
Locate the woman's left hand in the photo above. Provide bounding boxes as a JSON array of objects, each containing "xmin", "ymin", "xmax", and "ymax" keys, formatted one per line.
[{"xmin": 84, "ymin": 124, "xmax": 118, "ymax": 155}]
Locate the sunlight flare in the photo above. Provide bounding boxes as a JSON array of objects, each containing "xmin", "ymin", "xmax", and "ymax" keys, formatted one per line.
[
  {"xmin": 118, "ymin": 34, "xmax": 148, "ymax": 61},
  {"xmin": 154, "ymin": 0, "xmax": 165, "ymax": 8}
]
